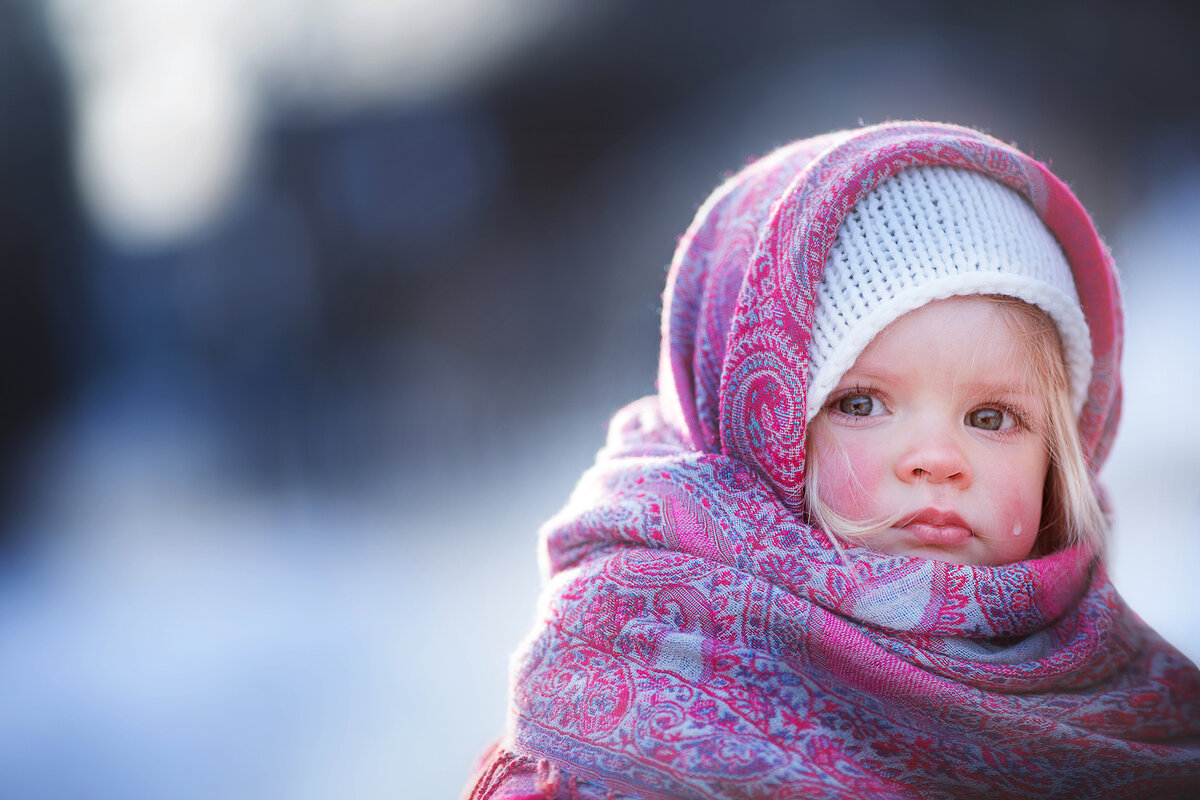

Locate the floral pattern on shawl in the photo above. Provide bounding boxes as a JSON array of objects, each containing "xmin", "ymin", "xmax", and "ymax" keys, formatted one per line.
[{"xmin": 486, "ymin": 123, "xmax": 1200, "ymax": 800}]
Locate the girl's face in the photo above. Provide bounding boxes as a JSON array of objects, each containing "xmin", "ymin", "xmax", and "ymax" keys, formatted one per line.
[{"xmin": 808, "ymin": 296, "xmax": 1051, "ymax": 566}]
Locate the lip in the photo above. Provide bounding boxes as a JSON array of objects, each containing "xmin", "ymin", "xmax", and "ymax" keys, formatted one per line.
[{"xmin": 901, "ymin": 507, "xmax": 973, "ymax": 547}]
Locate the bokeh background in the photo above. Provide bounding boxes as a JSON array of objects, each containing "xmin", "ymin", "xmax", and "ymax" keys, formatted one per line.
[{"xmin": 1, "ymin": 1, "xmax": 1198, "ymax": 797}]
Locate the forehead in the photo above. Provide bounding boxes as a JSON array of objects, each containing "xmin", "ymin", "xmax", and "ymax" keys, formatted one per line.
[{"xmin": 848, "ymin": 297, "xmax": 1044, "ymax": 392}]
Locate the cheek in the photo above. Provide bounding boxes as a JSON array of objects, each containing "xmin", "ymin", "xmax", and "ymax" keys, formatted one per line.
[
  {"xmin": 1016, "ymin": 449, "xmax": 1051, "ymax": 530},
  {"xmin": 996, "ymin": 482, "xmax": 1044, "ymax": 538},
  {"xmin": 986, "ymin": 451, "xmax": 1049, "ymax": 557},
  {"xmin": 813, "ymin": 435, "xmax": 886, "ymax": 520}
]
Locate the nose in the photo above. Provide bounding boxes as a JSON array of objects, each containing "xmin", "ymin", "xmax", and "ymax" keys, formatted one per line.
[{"xmin": 895, "ymin": 427, "xmax": 973, "ymax": 486}]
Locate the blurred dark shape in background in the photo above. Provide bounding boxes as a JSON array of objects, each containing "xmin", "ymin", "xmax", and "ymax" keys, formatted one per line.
[
  {"xmin": 0, "ymin": 0, "xmax": 84, "ymax": 533},
  {"xmin": 1, "ymin": 0, "xmax": 1198, "ymax": 797}
]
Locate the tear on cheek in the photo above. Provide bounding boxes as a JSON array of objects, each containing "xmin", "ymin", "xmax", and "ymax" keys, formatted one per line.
[{"xmin": 1002, "ymin": 485, "xmax": 1045, "ymax": 545}]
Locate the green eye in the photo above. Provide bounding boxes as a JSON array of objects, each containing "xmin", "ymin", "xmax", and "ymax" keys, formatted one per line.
[
  {"xmin": 837, "ymin": 394, "xmax": 875, "ymax": 416},
  {"xmin": 967, "ymin": 408, "xmax": 1006, "ymax": 431}
]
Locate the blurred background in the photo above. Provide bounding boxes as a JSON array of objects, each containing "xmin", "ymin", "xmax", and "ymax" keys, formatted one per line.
[{"xmin": 1, "ymin": 0, "xmax": 1198, "ymax": 797}]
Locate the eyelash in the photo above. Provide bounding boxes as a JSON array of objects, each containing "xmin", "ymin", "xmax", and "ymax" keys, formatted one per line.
[
  {"xmin": 972, "ymin": 402, "xmax": 1031, "ymax": 433},
  {"xmin": 825, "ymin": 386, "xmax": 886, "ymax": 420},
  {"xmin": 824, "ymin": 388, "xmax": 1033, "ymax": 432}
]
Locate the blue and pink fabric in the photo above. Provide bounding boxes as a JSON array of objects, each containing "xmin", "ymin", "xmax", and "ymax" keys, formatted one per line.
[{"xmin": 465, "ymin": 122, "xmax": 1200, "ymax": 799}]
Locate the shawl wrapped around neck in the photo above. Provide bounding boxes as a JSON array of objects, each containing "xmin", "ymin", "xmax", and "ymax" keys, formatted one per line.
[{"xmin": 466, "ymin": 122, "xmax": 1200, "ymax": 799}]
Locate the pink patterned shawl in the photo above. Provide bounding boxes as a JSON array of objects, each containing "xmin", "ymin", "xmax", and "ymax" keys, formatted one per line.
[{"xmin": 473, "ymin": 122, "xmax": 1200, "ymax": 799}]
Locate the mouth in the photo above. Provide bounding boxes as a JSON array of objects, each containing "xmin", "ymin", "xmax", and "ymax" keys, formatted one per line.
[{"xmin": 900, "ymin": 507, "xmax": 973, "ymax": 547}]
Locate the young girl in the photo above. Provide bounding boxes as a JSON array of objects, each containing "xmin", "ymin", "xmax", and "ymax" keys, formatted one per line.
[{"xmin": 464, "ymin": 122, "xmax": 1200, "ymax": 799}]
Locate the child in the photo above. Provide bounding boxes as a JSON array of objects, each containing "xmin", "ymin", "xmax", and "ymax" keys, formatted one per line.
[{"xmin": 464, "ymin": 122, "xmax": 1200, "ymax": 799}]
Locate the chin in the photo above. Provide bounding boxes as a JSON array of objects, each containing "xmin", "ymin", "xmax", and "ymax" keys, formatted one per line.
[
  {"xmin": 891, "ymin": 543, "xmax": 991, "ymax": 567},
  {"xmin": 913, "ymin": 548, "xmax": 976, "ymax": 566}
]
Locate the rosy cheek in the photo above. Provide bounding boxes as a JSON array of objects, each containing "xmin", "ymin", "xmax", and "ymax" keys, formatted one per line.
[
  {"xmin": 994, "ymin": 483, "xmax": 1044, "ymax": 557},
  {"xmin": 814, "ymin": 437, "xmax": 884, "ymax": 521}
]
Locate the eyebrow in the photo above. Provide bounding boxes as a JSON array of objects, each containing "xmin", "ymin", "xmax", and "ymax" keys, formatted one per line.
[
  {"xmin": 962, "ymin": 382, "xmax": 1041, "ymax": 405},
  {"xmin": 837, "ymin": 365, "xmax": 901, "ymax": 385},
  {"xmin": 839, "ymin": 367, "xmax": 1041, "ymax": 402}
]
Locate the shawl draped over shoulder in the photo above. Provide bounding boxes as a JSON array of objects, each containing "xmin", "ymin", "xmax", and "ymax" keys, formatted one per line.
[{"xmin": 465, "ymin": 122, "xmax": 1200, "ymax": 799}]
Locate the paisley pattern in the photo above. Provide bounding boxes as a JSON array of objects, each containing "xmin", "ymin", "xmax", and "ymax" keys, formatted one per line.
[{"xmin": 471, "ymin": 123, "xmax": 1200, "ymax": 800}]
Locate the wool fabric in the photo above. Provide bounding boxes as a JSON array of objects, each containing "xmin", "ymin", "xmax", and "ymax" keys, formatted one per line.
[
  {"xmin": 464, "ymin": 122, "xmax": 1200, "ymax": 800},
  {"xmin": 809, "ymin": 165, "xmax": 1091, "ymax": 421}
]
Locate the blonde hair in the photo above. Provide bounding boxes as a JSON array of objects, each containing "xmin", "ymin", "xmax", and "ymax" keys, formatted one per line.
[{"xmin": 803, "ymin": 295, "xmax": 1108, "ymax": 559}]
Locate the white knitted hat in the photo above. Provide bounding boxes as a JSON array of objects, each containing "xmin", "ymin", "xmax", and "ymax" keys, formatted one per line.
[{"xmin": 806, "ymin": 165, "xmax": 1092, "ymax": 421}]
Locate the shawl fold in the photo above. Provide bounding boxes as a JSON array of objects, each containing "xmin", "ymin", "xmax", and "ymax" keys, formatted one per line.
[{"xmin": 470, "ymin": 122, "xmax": 1200, "ymax": 800}]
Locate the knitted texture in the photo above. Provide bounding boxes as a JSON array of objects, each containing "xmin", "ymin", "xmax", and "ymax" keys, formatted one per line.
[
  {"xmin": 808, "ymin": 165, "xmax": 1092, "ymax": 421},
  {"xmin": 466, "ymin": 123, "xmax": 1200, "ymax": 800}
]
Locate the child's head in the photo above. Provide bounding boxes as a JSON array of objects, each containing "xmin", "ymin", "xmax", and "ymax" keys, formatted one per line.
[{"xmin": 802, "ymin": 166, "xmax": 1106, "ymax": 565}]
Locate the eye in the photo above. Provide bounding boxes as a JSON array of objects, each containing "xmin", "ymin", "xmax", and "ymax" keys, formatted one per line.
[
  {"xmin": 966, "ymin": 407, "xmax": 1015, "ymax": 431},
  {"xmin": 836, "ymin": 393, "xmax": 880, "ymax": 417}
]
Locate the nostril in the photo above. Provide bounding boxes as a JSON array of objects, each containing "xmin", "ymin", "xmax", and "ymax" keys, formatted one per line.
[{"xmin": 897, "ymin": 446, "xmax": 970, "ymax": 485}]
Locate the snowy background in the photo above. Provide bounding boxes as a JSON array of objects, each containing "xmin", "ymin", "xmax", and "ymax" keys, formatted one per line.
[{"xmin": 0, "ymin": 2, "xmax": 1197, "ymax": 798}]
